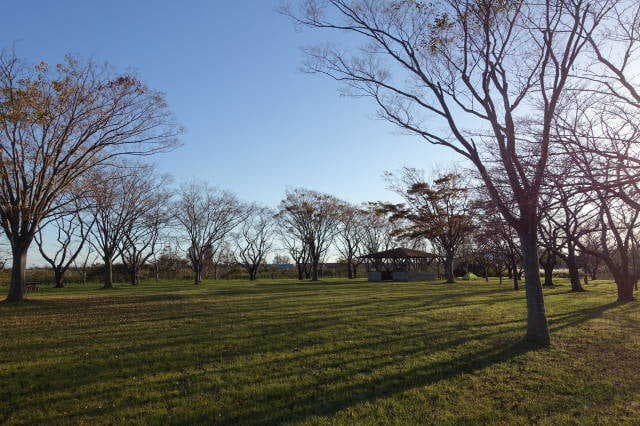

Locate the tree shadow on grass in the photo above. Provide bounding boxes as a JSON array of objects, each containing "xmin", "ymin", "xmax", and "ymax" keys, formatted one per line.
[
  {"xmin": 547, "ymin": 301, "xmax": 625, "ymax": 333},
  {"xmin": 1, "ymin": 281, "xmax": 627, "ymax": 424},
  {"xmin": 212, "ymin": 337, "xmax": 541, "ymax": 425}
]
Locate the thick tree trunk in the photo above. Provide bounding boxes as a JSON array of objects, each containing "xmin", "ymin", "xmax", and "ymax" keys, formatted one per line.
[
  {"xmin": 566, "ymin": 243, "xmax": 584, "ymax": 292},
  {"xmin": 53, "ymin": 267, "xmax": 65, "ymax": 288},
  {"xmin": 7, "ymin": 245, "xmax": 28, "ymax": 302},
  {"xmin": 498, "ymin": 272, "xmax": 503, "ymax": 285},
  {"xmin": 613, "ymin": 272, "xmax": 635, "ymax": 302},
  {"xmin": 103, "ymin": 255, "xmax": 114, "ymax": 289},
  {"xmin": 519, "ymin": 228, "xmax": 551, "ymax": 346},
  {"xmin": 444, "ymin": 253, "xmax": 455, "ymax": 283}
]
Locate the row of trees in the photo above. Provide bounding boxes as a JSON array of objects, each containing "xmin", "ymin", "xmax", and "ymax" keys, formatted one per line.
[
  {"xmin": 31, "ymin": 161, "xmax": 618, "ymax": 299},
  {"xmin": 28, "ymin": 180, "xmax": 403, "ymax": 288}
]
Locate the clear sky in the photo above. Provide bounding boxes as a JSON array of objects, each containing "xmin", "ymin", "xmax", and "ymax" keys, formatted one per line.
[{"xmin": 3, "ymin": 1, "xmax": 459, "ymax": 265}]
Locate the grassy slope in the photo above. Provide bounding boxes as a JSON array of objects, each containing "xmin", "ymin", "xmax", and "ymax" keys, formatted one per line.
[{"xmin": 1, "ymin": 278, "xmax": 639, "ymax": 425}]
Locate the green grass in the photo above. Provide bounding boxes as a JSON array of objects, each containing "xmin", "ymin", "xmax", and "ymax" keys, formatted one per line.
[{"xmin": 1, "ymin": 278, "xmax": 640, "ymax": 425}]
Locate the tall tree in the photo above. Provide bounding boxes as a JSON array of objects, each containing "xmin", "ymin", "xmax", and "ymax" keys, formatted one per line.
[
  {"xmin": 277, "ymin": 223, "xmax": 310, "ymax": 281},
  {"xmin": 86, "ymin": 165, "xmax": 160, "ymax": 288},
  {"xmin": 276, "ymin": 189, "xmax": 342, "ymax": 281},
  {"xmin": 335, "ymin": 203, "xmax": 366, "ymax": 279},
  {"xmin": 283, "ymin": 0, "xmax": 611, "ymax": 344},
  {"xmin": 174, "ymin": 182, "xmax": 246, "ymax": 285},
  {"xmin": 0, "ymin": 51, "xmax": 179, "ymax": 301},
  {"xmin": 555, "ymin": 90, "xmax": 640, "ymax": 300},
  {"xmin": 118, "ymin": 174, "xmax": 172, "ymax": 285},
  {"xmin": 235, "ymin": 206, "xmax": 276, "ymax": 281}
]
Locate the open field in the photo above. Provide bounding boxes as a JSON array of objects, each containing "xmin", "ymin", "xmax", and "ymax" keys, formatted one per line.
[{"xmin": 1, "ymin": 278, "xmax": 640, "ymax": 425}]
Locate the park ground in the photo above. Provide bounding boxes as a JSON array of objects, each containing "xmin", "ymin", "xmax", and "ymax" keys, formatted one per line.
[{"xmin": 1, "ymin": 278, "xmax": 640, "ymax": 425}]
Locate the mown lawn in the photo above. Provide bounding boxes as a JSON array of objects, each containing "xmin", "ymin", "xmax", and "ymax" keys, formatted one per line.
[{"xmin": 1, "ymin": 278, "xmax": 639, "ymax": 425}]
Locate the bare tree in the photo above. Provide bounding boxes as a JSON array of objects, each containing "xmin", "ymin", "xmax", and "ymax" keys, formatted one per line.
[
  {"xmin": 554, "ymin": 89, "xmax": 640, "ymax": 300},
  {"xmin": 276, "ymin": 188, "xmax": 342, "ymax": 281},
  {"xmin": 0, "ymin": 51, "xmax": 179, "ymax": 301},
  {"xmin": 86, "ymin": 165, "xmax": 160, "ymax": 289},
  {"xmin": 361, "ymin": 206, "xmax": 396, "ymax": 255},
  {"xmin": 335, "ymin": 203, "xmax": 366, "ymax": 279},
  {"xmin": 118, "ymin": 174, "xmax": 172, "ymax": 285},
  {"xmin": 474, "ymin": 195, "xmax": 522, "ymax": 290},
  {"xmin": 73, "ymin": 242, "xmax": 98, "ymax": 286},
  {"xmin": 277, "ymin": 223, "xmax": 310, "ymax": 281},
  {"xmin": 283, "ymin": 0, "xmax": 613, "ymax": 345},
  {"xmin": 35, "ymin": 210, "xmax": 94, "ymax": 288},
  {"xmin": 211, "ymin": 241, "xmax": 237, "ymax": 280},
  {"xmin": 235, "ymin": 206, "xmax": 276, "ymax": 281},
  {"xmin": 174, "ymin": 182, "xmax": 246, "ymax": 285}
]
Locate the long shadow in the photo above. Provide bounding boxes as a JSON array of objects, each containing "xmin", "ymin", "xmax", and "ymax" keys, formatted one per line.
[
  {"xmin": 215, "ymin": 338, "xmax": 541, "ymax": 424},
  {"xmin": 1, "ymin": 279, "xmax": 627, "ymax": 424},
  {"xmin": 548, "ymin": 301, "xmax": 622, "ymax": 333}
]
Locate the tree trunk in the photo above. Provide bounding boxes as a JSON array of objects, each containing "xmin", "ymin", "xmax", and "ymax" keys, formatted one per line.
[
  {"xmin": 53, "ymin": 267, "xmax": 65, "ymax": 288},
  {"xmin": 7, "ymin": 244, "xmax": 28, "ymax": 302},
  {"xmin": 103, "ymin": 255, "xmax": 114, "ymax": 289},
  {"xmin": 613, "ymin": 272, "xmax": 635, "ymax": 302},
  {"xmin": 130, "ymin": 267, "xmax": 140, "ymax": 286},
  {"xmin": 519, "ymin": 228, "xmax": 551, "ymax": 346},
  {"xmin": 194, "ymin": 263, "xmax": 202, "ymax": 285},
  {"xmin": 311, "ymin": 256, "xmax": 320, "ymax": 281},
  {"xmin": 347, "ymin": 258, "xmax": 354, "ymax": 279},
  {"xmin": 566, "ymin": 243, "xmax": 584, "ymax": 292},
  {"xmin": 499, "ymin": 272, "xmax": 503, "ymax": 285},
  {"xmin": 296, "ymin": 262, "xmax": 304, "ymax": 280},
  {"xmin": 444, "ymin": 253, "xmax": 455, "ymax": 283},
  {"xmin": 542, "ymin": 257, "xmax": 555, "ymax": 288}
]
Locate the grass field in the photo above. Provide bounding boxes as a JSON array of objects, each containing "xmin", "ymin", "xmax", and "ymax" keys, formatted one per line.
[{"xmin": 1, "ymin": 278, "xmax": 640, "ymax": 425}]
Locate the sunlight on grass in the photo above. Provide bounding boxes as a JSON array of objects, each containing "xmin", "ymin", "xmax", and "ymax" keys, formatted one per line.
[{"xmin": 1, "ymin": 278, "xmax": 639, "ymax": 424}]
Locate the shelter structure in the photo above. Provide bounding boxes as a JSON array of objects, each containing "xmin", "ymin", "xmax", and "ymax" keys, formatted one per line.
[{"xmin": 361, "ymin": 248, "xmax": 439, "ymax": 282}]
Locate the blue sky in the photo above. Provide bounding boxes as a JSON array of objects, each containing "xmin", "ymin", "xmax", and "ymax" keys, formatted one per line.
[
  {"xmin": 3, "ymin": 1, "xmax": 460, "ymax": 265},
  {"xmin": 3, "ymin": 0, "xmax": 457, "ymax": 206}
]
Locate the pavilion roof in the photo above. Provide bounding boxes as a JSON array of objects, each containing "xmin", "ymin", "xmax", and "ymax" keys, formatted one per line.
[{"xmin": 361, "ymin": 247, "xmax": 438, "ymax": 260}]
